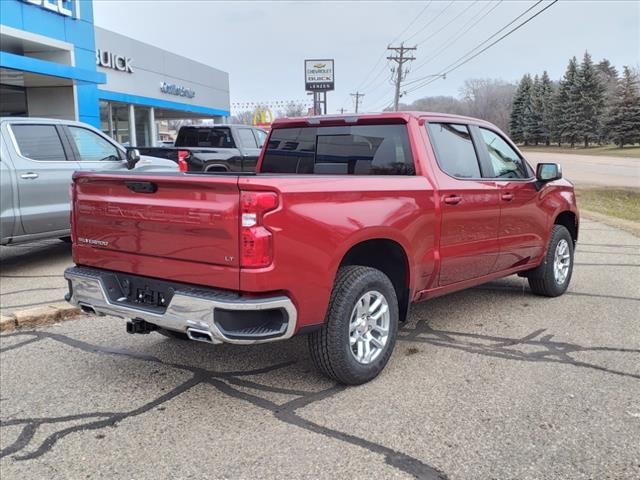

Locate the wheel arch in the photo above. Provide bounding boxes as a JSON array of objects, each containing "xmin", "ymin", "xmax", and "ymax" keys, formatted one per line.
[
  {"xmin": 338, "ymin": 238, "xmax": 411, "ymax": 322},
  {"xmin": 554, "ymin": 210, "xmax": 578, "ymax": 244}
]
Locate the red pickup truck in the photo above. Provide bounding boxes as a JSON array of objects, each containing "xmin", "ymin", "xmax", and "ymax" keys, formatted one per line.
[{"xmin": 65, "ymin": 112, "xmax": 578, "ymax": 385}]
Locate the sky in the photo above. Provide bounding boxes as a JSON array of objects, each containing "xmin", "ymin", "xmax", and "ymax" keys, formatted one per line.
[{"xmin": 93, "ymin": 0, "xmax": 640, "ymax": 113}]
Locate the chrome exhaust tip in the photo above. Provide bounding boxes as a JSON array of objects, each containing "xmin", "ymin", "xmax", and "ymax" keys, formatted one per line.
[{"xmin": 186, "ymin": 327, "xmax": 215, "ymax": 344}]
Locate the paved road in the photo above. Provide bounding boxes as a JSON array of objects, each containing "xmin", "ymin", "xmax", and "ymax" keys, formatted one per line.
[
  {"xmin": 0, "ymin": 239, "xmax": 72, "ymax": 316},
  {"xmin": 524, "ymin": 151, "xmax": 640, "ymax": 188},
  {"xmin": 1, "ymin": 219, "xmax": 639, "ymax": 479}
]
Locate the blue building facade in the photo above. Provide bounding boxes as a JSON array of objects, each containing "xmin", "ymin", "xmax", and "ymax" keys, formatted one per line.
[
  {"xmin": 1, "ymin": 0, "xmax": 230, "ymax": 144},
  {"xmin": 0, "ymin": 0, "xmax": 105, "ymax": 126}
]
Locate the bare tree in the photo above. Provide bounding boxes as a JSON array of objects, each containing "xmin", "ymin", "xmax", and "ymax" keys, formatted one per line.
[
  {"xmin": 229, "ymin": 110, "xmax": 254, "ymax": 125},
  {"xmin": 395, "ymin": 78, "xmax": 517, "ymax": 133},
  {"xmin": 460, "ymin": 79, "xmax": 517, "ymax": 133},
  {"xmin": 277, "ymin": 101, "xmax": 306, "ymax": 118}
]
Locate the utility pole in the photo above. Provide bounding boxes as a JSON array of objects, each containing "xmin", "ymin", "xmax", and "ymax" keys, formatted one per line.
[
  {"xmin": 387, "ymin": 43, "xmax": 416, "ymax": 111},
  {"xmin": 350, "ymin": 91, "xmax": 365, "ymax": 113},
  {"xmin": 337, "ymin": 107, "xmax": 345, "ymax": 114}
]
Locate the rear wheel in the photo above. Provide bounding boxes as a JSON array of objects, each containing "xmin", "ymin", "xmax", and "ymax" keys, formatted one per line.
[
  {"xmin": 527, "ymin": 225, "xmax": 574, "ymax": 297},
  {"xmin": 308, "ymin": 266, "xmax": 398, "ymax": 385}
]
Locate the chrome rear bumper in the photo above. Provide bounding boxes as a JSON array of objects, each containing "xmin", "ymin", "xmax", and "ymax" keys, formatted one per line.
[{"xmin": 64, "ymin": 266, "xmax": 297, "ymax": 345}]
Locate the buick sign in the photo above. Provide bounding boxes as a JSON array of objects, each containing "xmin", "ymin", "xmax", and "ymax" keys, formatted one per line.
[{"xmin": 96, "ymin": 49, "xmax": 134, "ymax": 73}]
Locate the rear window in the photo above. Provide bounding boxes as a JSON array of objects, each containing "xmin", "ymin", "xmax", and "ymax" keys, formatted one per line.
[
  {"xmin": 12, "ymin": 124, "xmax": 67, "ymax": 161},
  {"xmin": 176, "ymin": 127, "xmax": 235, "ymax": 148},
  {"xmin": 261, "ymin": 124, "xmax": 415, "ymax": 175}
]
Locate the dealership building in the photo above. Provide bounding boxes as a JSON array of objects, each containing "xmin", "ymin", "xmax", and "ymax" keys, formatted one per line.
[{"xmin": 0, "ymin": 0, "xmax": 230, "ymax": 146}]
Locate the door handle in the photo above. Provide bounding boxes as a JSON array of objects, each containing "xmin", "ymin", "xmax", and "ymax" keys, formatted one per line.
[
  {"xmin": 443, "ymin": 195, "xmax": 462, "ymax": 205},
  {"xmin": 501, "ymin": 192, "xmax": 514, "ymax": 201},
  {"xmin": 20, "ymin": 172, "xmax": 39, "ymax": 180}
]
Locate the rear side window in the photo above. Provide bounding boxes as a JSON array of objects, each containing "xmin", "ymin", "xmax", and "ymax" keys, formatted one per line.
[
  {"xmin": 262, "ymin": 124, "xmax": 414, "ymax": 175},
  {"xmin": 11, "ymin": 124, "xmax": 67, "ymax": 161},
  {"xmin": 176, "ymin": 127, "xmax": 235, "ymax": 148},
  {"xmin": 427, "ymin": 123, "xmax": 480, "ymax": 179}
]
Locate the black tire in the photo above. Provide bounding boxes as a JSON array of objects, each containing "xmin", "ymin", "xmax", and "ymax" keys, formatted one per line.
[
  {"xmin": 157, "ymin": 328, "xmax": 189, "ymax": 340},
  {"xmin": 308, "ymin": 266, "xmax": 399, "ymax": 385},
  {"xmin": 527, "ymin": 225, "xmax": 574, "ymax": 297},
  {"xmin": 60, "ymin": 236, "xmax": 72, "ymax": 243}
]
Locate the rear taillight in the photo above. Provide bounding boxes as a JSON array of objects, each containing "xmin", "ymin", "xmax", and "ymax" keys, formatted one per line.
[
  {"xmin": 240, "ymin": 191, "xmax": 278, "ymax": 268},
  {"xmin": 178, "ymin": 150, "xmax": 189, "ymax": 172}
]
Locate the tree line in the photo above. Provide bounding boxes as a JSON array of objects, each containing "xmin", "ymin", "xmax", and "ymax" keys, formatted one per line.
[
  {"xmin": 397, "ymin": 79, "xmax": 516, "ymax": 134},
  {"xmin": 510, "ymin": 52, "xmax": 640, "ymax": 148}
]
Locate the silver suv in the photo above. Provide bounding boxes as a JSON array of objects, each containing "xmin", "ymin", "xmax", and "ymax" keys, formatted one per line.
[{"xmin": 0, "ymin": 117, "xmax": 177, "ymax": 245}]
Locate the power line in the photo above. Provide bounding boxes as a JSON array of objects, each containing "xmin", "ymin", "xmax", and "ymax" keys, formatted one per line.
[
  {"xmin": 404, "ymin": 0, "xmax": 557, "ymax": 95},
  {"xmin": 410, "ymin": 0, "xmax": 479, "ymax": 47},
  {"xmin": 341, "ymin": 1, "xmax": 433, "ymax": 109},
  {"xmin": 390, "ymin": 1, "xmax": 434, "ymax": 44},
  {"xmin": 403, "ymin": 0, "xmax": 456, "ymax": 43},
  {"xmin": 405, "ymin": 0, "xmax": 504, "ymax": 81}
]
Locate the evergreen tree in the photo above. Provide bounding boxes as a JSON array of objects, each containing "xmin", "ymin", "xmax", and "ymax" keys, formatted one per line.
[
  {"xmin": 553, "ymin": 57, "xmax": 580, "ymax": 147},
  {"xmin": 596, "ymin": 58, "xmax": 620, "ymax": 142},
  {"xmin": 607, "ymin": 66, "xmax": 640, "ymax": 148},
  {"xmin": 509, "ymin": 74, "xmax": 533, "ymax": 144},
  {"xmin": 539, "ymin": 71, "xmax": 555, "ymax": 145},
  {"xmin": 575, "ymin": 52, "xmax": 606, "ymax": 147},
  {"xmin": 527, "ymin": 75, "xmax": 544, "ymax": 145}
]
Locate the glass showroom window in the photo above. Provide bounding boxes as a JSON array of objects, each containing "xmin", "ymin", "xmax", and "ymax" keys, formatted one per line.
[
  {"xmin": 99, "ymin": 101, "xmax": 113, "ymax": 138},
  {"xmin": 135, "ymin": 106, "xmax": 152, "ymax": 147}
]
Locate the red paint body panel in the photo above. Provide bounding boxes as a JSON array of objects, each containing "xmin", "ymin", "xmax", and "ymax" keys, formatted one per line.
[
  {"xmin": 72, "ymin": 174, "xmax": 240, "ymax": 290},
  {"xmin": 69, "ymin": 112, "xmax": 579, "ymax": 332}
]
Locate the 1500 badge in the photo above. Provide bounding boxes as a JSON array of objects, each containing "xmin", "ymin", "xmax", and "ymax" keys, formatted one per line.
[{"xmin": 78, "ymin": 237, "xmax": 109, "ymax": 247}]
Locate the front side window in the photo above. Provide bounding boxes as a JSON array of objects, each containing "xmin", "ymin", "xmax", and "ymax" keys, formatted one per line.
[
  {"xmin": 68, "ymin": 126, "xmax": 121, "ymax": 161},
  {"xmin": 254, "ymin": 129, "xmax": 267, "ymax": 148},
  {"xmin": 427, "ymin": 123, "xmax": 481, "ymax": 178},
  {"xmin": 479, "ymin": 128, "xmax": 530, "ymax": 179},
  {"xmin": 238, "ymin": 128, "xmax": 258, "ymax": 148},
  {"xmin": 12, "ymin": 124, "xmax": 67, "ymax": 161},
  {"xmin": 262, "ymin": 124, "xmax": 415, "ymax": 175}
]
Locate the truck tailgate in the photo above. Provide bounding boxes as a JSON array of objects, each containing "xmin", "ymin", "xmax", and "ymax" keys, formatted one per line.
[{"xmin": 72, "ymin": 172, "xmax": 240, "ymax": 290}]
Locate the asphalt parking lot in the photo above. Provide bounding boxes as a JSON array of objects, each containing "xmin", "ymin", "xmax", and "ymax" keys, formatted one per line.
[{"xmin": 1, "ymin": 218, "xmax": 639, "ymax": 479}]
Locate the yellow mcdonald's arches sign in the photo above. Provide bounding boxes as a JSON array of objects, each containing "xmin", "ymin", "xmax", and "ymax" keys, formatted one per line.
[{"xmin": 252, "ymin": 108, "xmax": 273, "ymax": 127}]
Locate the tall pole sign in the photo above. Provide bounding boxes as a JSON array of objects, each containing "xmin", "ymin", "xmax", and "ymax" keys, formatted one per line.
[{"xmin": 304, "ymin": 59, "xmax": 334, "ymax": 116}]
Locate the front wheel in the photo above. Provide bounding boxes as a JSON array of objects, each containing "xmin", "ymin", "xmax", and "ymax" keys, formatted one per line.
[
  {"xmin": 527, "ymin": 225, "xmax": 574, "ymax": 297},
  {"xmin": 308, "ymin": 266, "xmax": 399, "ymax": 385}
]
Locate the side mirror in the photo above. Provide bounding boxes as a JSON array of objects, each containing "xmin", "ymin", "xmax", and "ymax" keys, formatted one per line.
[
  {"xmin": 126, "ymin": 148, "xmax": 141, "ymax": 170},
  {"xmin": 536, "ymin": 163, "xmax": 562, "ymax": 182}
]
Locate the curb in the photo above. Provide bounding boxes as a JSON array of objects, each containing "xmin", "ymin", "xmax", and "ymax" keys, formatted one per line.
[{"xmin": 0, "ymin": 303, "xmax": 84, "ymax": 333}]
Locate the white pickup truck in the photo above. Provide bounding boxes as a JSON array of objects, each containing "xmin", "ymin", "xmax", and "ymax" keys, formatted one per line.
[{"xmin": 0, "ymin": 117, "xmax": 176, "ymax": 245}]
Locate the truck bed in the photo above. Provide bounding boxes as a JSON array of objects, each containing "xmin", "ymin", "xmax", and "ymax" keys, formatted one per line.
[{"xmin": 71, "ymin": 169, "xmax": 436, "ymax": 327}]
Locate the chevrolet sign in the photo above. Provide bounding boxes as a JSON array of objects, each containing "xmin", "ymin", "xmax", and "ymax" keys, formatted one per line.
[
  {"xmin": 22, "ymin": 0, "xmax": 79, "ymax": 19},
  {"xmin": 160, "ymin": 82, "xmax": 195, "ymax": 99},
  {"xmin": 305, "ymin": 59, "xmax": 335, "ymax": 92}
]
